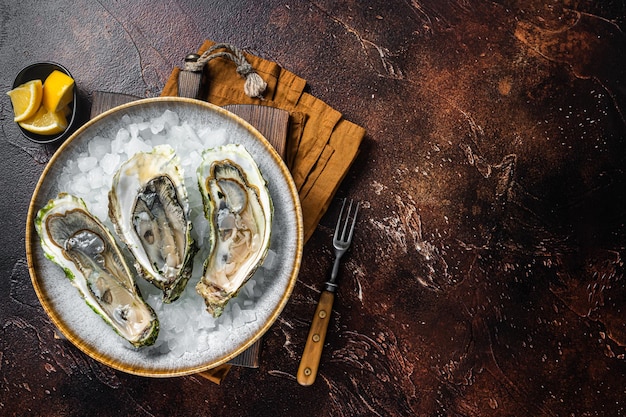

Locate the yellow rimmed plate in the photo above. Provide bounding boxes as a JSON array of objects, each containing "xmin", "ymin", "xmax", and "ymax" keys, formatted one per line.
[{"xmin": 25, "ymin": 97, "xmax": 302, "ymax": 377}]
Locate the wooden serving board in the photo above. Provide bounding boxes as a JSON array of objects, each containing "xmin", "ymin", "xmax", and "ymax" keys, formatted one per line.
[
  {"xmin": 89, "ymin": 91, "xmax": 290, "ymax": 378},
  {"xmin": 90, "ymin": 93, "xmax": 289, "ymax": 160}
]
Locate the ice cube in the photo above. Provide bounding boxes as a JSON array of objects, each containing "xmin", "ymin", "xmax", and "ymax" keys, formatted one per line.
[
  {"xmin": 57, "ymin": 172, "xmax": 71, "ymax": 192},
  {"xmin": 87, "ymin": 165, "xmax": 105, "ymax": 189},
  {"xmin": 111, "ymin": 128, "xmax": 130, "ymax": 154},
  {"xmin": 241, "ymin": 309, "xmax": 257, "ymax": 323},
  {"xmin": 100, "ymin": 153, "xmax": 121, "ymax": 176},
  {"xmin": 150, "ymin": 117, "xmax": 165, "ymax": 134},
  {"xmin": 88, "ymin": 136, "xmax": 110, "ymax": 160},
  {"xmin": 199, "ymin": 127, "xmax": 227, "ymax": 148},
  {"xmin": 196, "ymin": 334, "xmax": 211, "ymax": 352},
  {"xmin": 262, "ymin": 249, "xmax": 277, "ymax": 270},
  {"xmin": 171, "ymin": 339, "xmax": 187, "ymax": 358},
  {"xmin": 161, "ymin": 109, "xmax": 179, "ymax": 128},
  {"xmin": 181, "ymin": 122, "xmax": 201, "ymax": 147},
  {"xmin": 169, "ymin": 125, "xmax": 187, "ymax": 144},
  {"xmin": 71, "ymin": 175, "xmax": 91, "ymax": 196},
  {"xmin": 219, "ymin": 313, "xmax": 232, "ymax": 329},
  {"xmin": 188, "ymin": 150, "xmax": 202, "ymax": 169},
  {"xmin": 125, "ymin": 136, "xmax": 151, "ymax": 157},
  {"xmin": 232, "ymin": 303, "xmax": 242, "ymax": 318},
  {"xmin": 90, "ymin": 199, "xmax": 108, "ymax": 221},
  {"xmin": 242, "ymin": 280, "xmax": 255, "ymax": 298},
  {"xmin": 253, "ymin": 285, "xmax": 263, "ymax": 298},
  {"xmin": 197, "ymin": 315, "xmax": 216, "ymax": 330},
  {"xmin": 77, "ymin": 156, "xmax": 98, "ymax": 173}
]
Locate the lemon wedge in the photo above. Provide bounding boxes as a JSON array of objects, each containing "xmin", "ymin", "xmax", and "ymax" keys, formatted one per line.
[
  {"xmin": 42, "ymin": 70, "xmax": 75, "ymax": 112},
  {"xmin": 18, "ymin": 105, "xmax": 68, "ymax": 135},
  {"xmin": 6, "ymin": 80, "xmax": 43, "ymax": 122}
]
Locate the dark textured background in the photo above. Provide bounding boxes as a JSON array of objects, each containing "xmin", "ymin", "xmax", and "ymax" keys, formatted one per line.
[{"xmin": 1, "ymin": 1, "xmax": 625, "ymax": 416}]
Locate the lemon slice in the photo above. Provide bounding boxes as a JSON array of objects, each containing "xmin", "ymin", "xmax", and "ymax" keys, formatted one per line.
[
  {"xmin": 6, "ymin": 79, "xmax": 43, "ymax": 122},
  {"xmin": 43, "ymin": 70, "xmax": 75, "ymax": 112},
  {"xmin": 18, "ymin": 105, "xmax": 68, "ymax": 135}
]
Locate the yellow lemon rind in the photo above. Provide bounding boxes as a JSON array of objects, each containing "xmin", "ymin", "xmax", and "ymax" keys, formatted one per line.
[
  {"xmin": 43, "ymin": 70, "xmax": 75, "ymax": 113},
  {"xmin": 7, "ymin": 79, "xmax": 43, "ymax": 123},
  {"xmin": 18, "ymin": 105, "xmax": 68, "ymax": 136}
]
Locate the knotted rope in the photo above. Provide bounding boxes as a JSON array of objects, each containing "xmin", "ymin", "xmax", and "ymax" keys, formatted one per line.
[{"xmin": 184, "ymin": 43, "xmax": 267, "ymax": 99}]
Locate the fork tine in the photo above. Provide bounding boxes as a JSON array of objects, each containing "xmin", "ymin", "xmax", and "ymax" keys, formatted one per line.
[
  {"xmin": 346, "ymin": 201, "xmax": 359, "ymax": 243},
  {"xmin": 334, "ymin": 199, "xmax": 360, "ymax": 244},
  {"xmin": 341, "ymin": 199, "xmax": 353, "ymax": 240},
  {"xmin": 334, "ymin": 198, "xmax": 347, "ymax": 239}
]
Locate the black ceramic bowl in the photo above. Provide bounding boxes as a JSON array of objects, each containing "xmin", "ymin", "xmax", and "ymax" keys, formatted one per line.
[{"xmin": 11, "ymin": 62, "xmax": 79, "ymax": 144}]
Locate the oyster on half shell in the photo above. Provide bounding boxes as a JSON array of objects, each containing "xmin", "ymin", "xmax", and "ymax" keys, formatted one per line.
[
  {"xmin": 196, "ymin": 144, "xmax": 273, "ymax": 317},
  {"xmin": 35, "ymin": 193, "xmax": 159, "ymax": 348},
  {"xmin": 109, "ymin": 144, "xmax": 198, "ymax": 303}
]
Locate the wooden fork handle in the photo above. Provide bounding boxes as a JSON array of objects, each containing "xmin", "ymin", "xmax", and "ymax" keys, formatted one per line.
[{"xmin": 297, "ymin": 290, "xmax": 335, "ymax": 386}]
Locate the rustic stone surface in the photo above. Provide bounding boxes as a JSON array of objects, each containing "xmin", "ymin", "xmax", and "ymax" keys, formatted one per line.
[{"xmin": 1, "ymin": 1, "xmax": 625, "ymax": 416}]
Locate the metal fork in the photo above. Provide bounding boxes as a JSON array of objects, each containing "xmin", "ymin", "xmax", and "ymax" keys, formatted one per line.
[{"xmin": 297, "ymin": 199, "xmax": 359, "ymax": 386}]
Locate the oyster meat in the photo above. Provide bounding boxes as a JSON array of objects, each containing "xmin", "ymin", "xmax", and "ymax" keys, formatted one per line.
[
  {"xmin": 108, "ymin": 144, "xmax": 198, "ymax": 303},
  {"xmin": 35, "ymin": 193, "xmax": 159, "ymax": 348},
  {"xmin": 196, "ymin": 144, "xmax": 273, "ymax": 317}
]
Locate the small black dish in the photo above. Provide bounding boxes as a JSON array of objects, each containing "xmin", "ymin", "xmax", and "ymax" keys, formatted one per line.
[{"xmin": 11, "ymin": 62, "xmax": 79, "ymax": 144}]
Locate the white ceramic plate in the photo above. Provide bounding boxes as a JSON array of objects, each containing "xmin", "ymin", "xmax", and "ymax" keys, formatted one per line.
[{"xmin": 26, "ymin": 97, "xmax": 302, "ymax": 377}]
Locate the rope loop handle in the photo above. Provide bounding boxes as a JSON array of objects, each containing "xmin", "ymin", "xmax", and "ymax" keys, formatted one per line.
[{"xmin": 184, "ymin": 43, "xmax": 267, "ymax": 99}]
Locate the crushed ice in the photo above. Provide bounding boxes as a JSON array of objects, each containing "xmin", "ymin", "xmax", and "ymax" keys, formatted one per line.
[{"xmin": 56, "ymin": 110, "xmax": 277, "ymax": 357}]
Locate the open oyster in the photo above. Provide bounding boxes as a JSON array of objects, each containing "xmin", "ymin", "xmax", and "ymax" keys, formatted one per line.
[
  {"xmin": 35, "ymin": 193, "xmax": 159, "ymax": 348},
  {"xmin": 108, "ymin": 144, "xmax": 197, "ymax": 303},
  {"xmin": 196, "ymin": 144, "xmax": 273, "ymax": 317}
]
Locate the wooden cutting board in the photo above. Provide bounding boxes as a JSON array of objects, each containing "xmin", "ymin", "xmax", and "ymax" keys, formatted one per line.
[
  {"xmin": 89, "ymin": 91, "xmax": 290, "ymax": 379},
  {"xmin": 90, "ymin": 93, "xmax": 289, "ymax": 160}
]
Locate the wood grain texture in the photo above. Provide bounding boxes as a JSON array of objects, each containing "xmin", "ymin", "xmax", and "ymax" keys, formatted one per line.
[
  {"xmin": 296, "ymin": 290, "xmax": 334, "ymax": 386},
  {"xmin": 223, "ymin": 104, "xmax": 290, "ymax": 160}
]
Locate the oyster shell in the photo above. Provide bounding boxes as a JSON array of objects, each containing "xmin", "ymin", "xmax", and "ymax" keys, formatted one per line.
[
  {"xmin": 108, "ymin": 144, "xmax": 198, "ymax": 303},
  {"xmin": 196, "ymin": 144, "xmax": 273, "ymax": 317},
  {"xmin": 35, "ymin": 193, "xmax": 159, "ymax": 348}
]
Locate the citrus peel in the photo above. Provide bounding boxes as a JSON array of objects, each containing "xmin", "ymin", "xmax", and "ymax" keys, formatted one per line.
[
  {"xmin": 7, "ymin": 70, "xmax": 75, "ymax": 136},
  {"xmin": 6, "ymin": 79, "xmax": 43, "ymax": 122}
]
